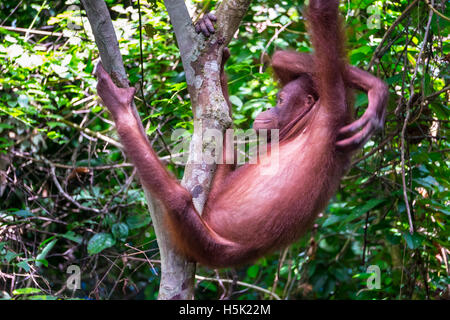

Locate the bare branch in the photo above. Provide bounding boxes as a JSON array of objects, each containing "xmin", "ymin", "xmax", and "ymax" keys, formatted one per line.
[
  {"xmin": 163, "ymin": 0, "xmax": 198, "ymax": 85},
  {"xmin": 215, "ymin": 0, "xmax": 252, "ymax": 45},
  {"xmin": 425, "ymin": 0, "xmax": 450, "ymax": 22},
  {"xmin": 401, "ymin": 4, "xmax": 434, "ymax": 234},
  {"xmin": 49, "ymin": 164, "xmax": 103, "ymax": 214},
  {"xmin": 368, "ymin": 0, "xmax": 419, "ymax": 70},
  {"xmin": 195, "ymin": 275, "xmax": 281, "ymax": 300},
  {"xmin": 160, "ymin": 0, "xmax": 251, "ymax": 299}
]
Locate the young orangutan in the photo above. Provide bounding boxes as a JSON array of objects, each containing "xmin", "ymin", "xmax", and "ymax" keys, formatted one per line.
[{"xmin": 95, "ymin": 0, "xmax": 388, "ymax": 268}]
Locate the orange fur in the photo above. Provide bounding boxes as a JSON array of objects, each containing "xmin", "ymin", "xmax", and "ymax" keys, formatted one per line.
[{"xmin": 96, "ymin": 0, "xmax": 388, "ymax": 268}]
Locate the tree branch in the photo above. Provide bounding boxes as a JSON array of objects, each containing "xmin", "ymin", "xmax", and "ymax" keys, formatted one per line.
[
  {"xmin": 163, "ymin": 0, "xmax": 198, "ymax": 86},
  {"xmin": 215, "ymin": 0, "xmax": 252, "ymax": 45},
  {"xmin": 161, "ymin": 0, "xmax": 251, "ymax": 299},
  {"xmin": 401, "ymin": 3, "xmax": 434, "ymax": 234},
  {"xmin": 80, "ymin": 0, "xmax": 181, "ymax": 300},
  {"xmin": 195, "ymin": 275, "xmax": 281, "ymax": 300}
]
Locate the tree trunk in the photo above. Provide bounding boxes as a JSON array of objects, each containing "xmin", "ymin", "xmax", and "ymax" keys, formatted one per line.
[
  {"xmin": 82, "ymin": 0, "xmax": 250, "ymax": 299},
  {"xmin": 163, "ymin": 0, "xmax": 250, "ymax": 299}
]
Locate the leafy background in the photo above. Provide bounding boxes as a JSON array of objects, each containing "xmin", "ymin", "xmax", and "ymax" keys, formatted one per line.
[{"xmin": 0, "ymin": 0, "xmax": 448, "ymax": 300}]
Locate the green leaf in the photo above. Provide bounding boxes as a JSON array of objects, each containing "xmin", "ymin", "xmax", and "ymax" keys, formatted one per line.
[
  {"xmin": 62, "ymin": 231, "xmax": 83, "ymax": 244},
  {"xmin": 12, "ymin": 287, "xmax": 41, "ymax": 295},
  {"xmin": 323, "ymin": 215, "xmax": 341, "ymax": 227},
  {"xmin": 46, "ymin": 121, "xmax": 67, "ymax": 129},
  {"xmin": 35, "ymin": 259, "xmax": 48, "ymax": 268},
  {"xmin": 280, "ymin": 15, "xmax": 291, "ymax": 25},
  {"xmin": 87, "ymin": 233, "xmax": 116, "ymax": 255},
  {"xmin": 0, "ymin": 123, "xmax": 14, "ymax": 129},
  {"xmin": 91, "ymin": 105, "xmax": 102, "ymax": 113},
  {"xmin": 144, "ymin": 24, "xmax": 156, "ymax": 37},
  {"xmin": 10, "ymin": 209, "xmax": 34, "ymax": 217},
  {"xmin": 47, "ymin": 130, "xmax": 63, "ymax": 140},
  {"xmin": 4, "ymin": 251, "xmax": 19, "ymax": 263},
  {"xmin": 403, "ymin": 232, "xmax": 422, "ymax": 249},
  {"xmin": 355, "ymin": 93, "xmax": 369, "ymax": 108},
  {"xmin": 340, "ymin": 198, "xmax": 385, "ymax": 225},
  {"xmin": 35, "ymin": 239, "xmax": 57, "ymax": 268},
  {"xmin": 111, "ymin": 223, "xmax": 129, "ymax": 241},
  {"xmin": 126, "ymin": 214, "xmax": 151, "ymax": 230},
  {"xmin": 229, "ymin": 95, "xmax": 243, "ymax": 108},
  {"xmin": 28, "ymin": 295, "xmax": 58, "ymax": 300},
  {"xmin": 17, "ymin": 261, "xmax": 30, "ymax": 272},
  {"xmin": 102, "ymin": 213, "xmax": 116, "ymax": 228},
  {"xmin": 247, "ymin": 265, "xmax": 259, "ymax": 278},
  {"xmin": 313, "ymin": 275, "xmax": 328, "ymax": 292}
]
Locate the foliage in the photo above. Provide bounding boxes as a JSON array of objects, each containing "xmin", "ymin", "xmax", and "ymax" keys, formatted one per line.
[{"xmin": 0, "ymin": 0, "xmax": 448, "ymax": 300}]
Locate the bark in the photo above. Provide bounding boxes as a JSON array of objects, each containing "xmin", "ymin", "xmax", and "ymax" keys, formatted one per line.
[
  {"xmin": 164, "ymin": 0, "xmax": 251, "ymax": 210},
  {"xmin": 162, "ymin": 0, "xmax": 250, "ymax": 299}
]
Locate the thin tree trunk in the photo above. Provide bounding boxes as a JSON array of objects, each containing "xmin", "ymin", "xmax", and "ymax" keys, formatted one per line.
[
  {"xmin": 82, "ymin": 0, "xmax": 250, "ymax": 299},
  {"xmin": 80, "ymin": 0, "xmax": 191, "ymax": 299},
  {"xmin": 164, "ymin": 0, "xmax": 251, "ymax": 216},
  {"xmin": 162, "ymin": 0, "xmax": 250, "ymax": 299}
]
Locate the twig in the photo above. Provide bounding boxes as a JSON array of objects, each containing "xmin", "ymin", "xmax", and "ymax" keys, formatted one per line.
[
  {"xmin": 0, "ymin": 26, "xmax": 64, "ymax": 37},
  {"xmin": 259, "ymin": 21, "xmax": 293, "ymax": 73},
  {"xmin": 0, "ymin": 1, "xmax": 24, "ymax": 26},
  {"xmin": 124, "ymin": 243, "xmax": 158, "ymax": 276},
  {"xmin": 424, "ymin": 85, "xmax": 450, "ymax": 101},
  {"xmin": 352, "ymin": 130, "xmax": 399, "ymax": 166},
  {"xmin": 282, "ymin": 255, "xmax": 294, "ymax": 298},
  {"xmin": 107, "ymin": 259, "xmax": 126, "ymax": 299},
  {"xmin": 90, "ymin": 256, "xmax": 119, "ymax": 298},
  {"xmin": 10, "ymin": 141, "xmax": 179, "ymax": 169},
  {"xmin": 136, "ymin": 0, "xmax": 174, "ymax": 162},
  {"xmin": 102, "ymin": 168, "xmax": 137, "ymax": 212},
  {"xmin": 401, "ymin": 3, "xmax": 434, "ymax": 234},
  {"xmin": 368, "ymin": 0, "xmax": 419, "ymax": 70},
  {"xmin": 271, "ymin": 247, "xmax": 288, "ymax": 299},
  {"xmin": 58, "ymin": 117, "xmax": 123, "ymax": 149},
  {"xmin": 215, "ymin": 270, "xmax": 229, "ymax": 300},
  {"xmin": 49, "ymin": 164, "xmax": 103, "ymax": 214},
  {"xmin": 24, "ymin": 0, "xmax": 48, "ymax": 41},
  {"xmin": 424, "ymin": 0, "xmax": 450, "ymax": 21},
  {"xmin": 362, "ymin": 211, "xmax": 370, "ymax": 265},
  {"xmin": 195, "ymin": 275, "xmax": 281, "ymax": 300},
  {"xmin": 31, "ymin": 103, "xmax": 123, "ymax": 149}
]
